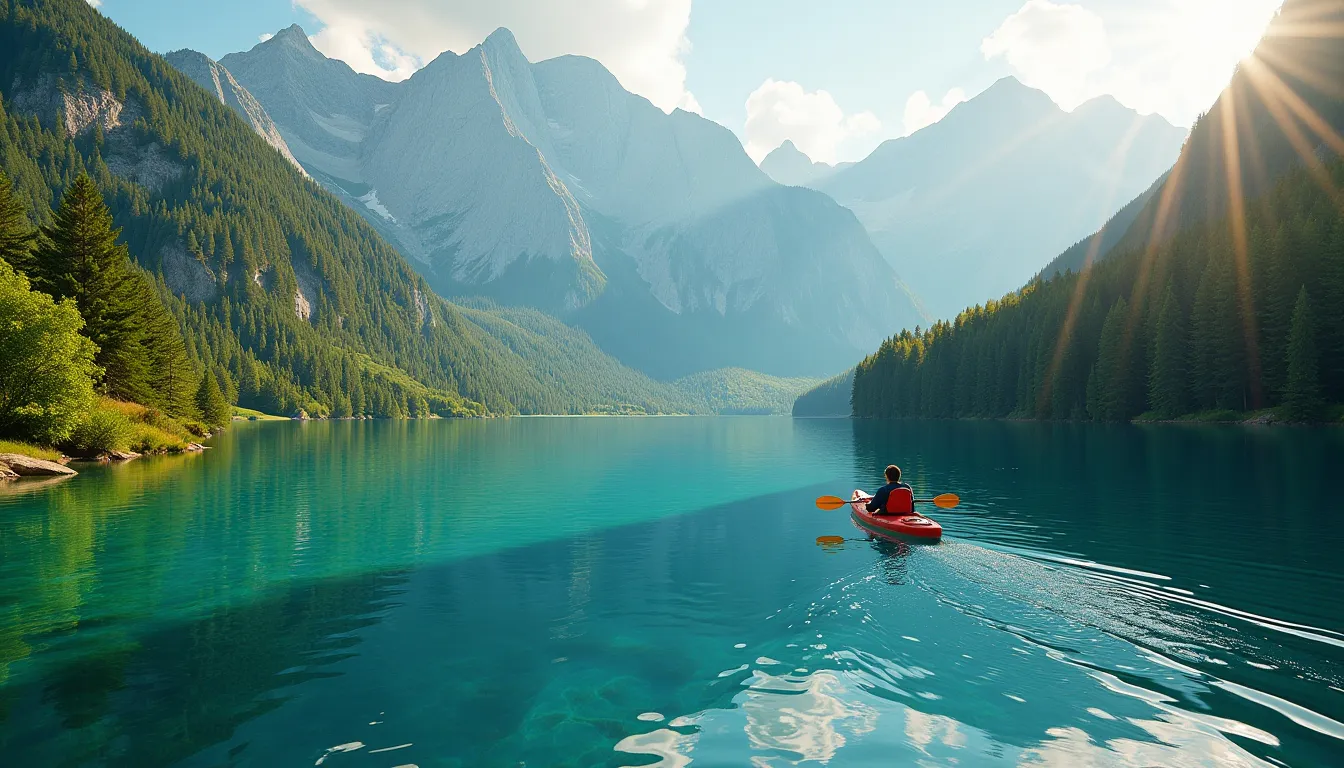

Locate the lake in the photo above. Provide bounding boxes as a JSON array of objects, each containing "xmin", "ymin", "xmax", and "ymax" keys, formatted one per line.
[{"xmin": 1, "ymin": 417, "xmax": 1342, "ymax": 766}]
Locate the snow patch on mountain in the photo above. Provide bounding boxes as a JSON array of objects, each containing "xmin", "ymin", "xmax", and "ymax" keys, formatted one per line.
[{"xmin": 357, "ymin": 189, "xmax": 396, "ymax": 222}]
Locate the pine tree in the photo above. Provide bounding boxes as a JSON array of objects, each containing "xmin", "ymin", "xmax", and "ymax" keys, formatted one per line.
[
  {"xmin": 1087, "ymin": 297, "xmax": 1134, "ymax": 421},
  {"xmin": 30, "ymin": 174, "xmax": 151, "ymax": 403},
  {"xmin": 1148, "ymin": 285, "xmax": 1189, "ymax": 419},
  {"xmin": 195, "ymin": 370, "xmax": 231, "ymax": 429},
  {"xmin": 1190, "ymin": 252, "xmax": 1246, "ymax": 410},
  {"xmin": 1283, "ymin": 287, "xmax": 1323, "ymax": 421},
  {"xmin": 0, "ymin": 169, "xmax": 35, "ymax": 273}
]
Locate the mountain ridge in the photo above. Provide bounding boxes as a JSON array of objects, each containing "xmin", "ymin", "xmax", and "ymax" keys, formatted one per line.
[{"xmin": 211, "ymin": 25, "xmax": 925, "ymax": 378}]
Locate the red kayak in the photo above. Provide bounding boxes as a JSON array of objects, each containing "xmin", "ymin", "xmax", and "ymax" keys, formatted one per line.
[{"xmin": 850, "ymin": 490, "xmax": 943, "ymax": 542}]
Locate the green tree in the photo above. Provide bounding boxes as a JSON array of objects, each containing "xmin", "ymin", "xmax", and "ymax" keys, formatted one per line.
[
  {"xmin": 1283, "ymin": 287, "xmax": 1323, "ymax": 421},
  {"xmin": 28, "ymin": 176, "xmax": 198, "ymax": 416},
  {"xmin": 195, "ymin": 370, "xmax": 231, "ymax": 429},
  {"xmin": 1087, "ymin": 297, "xmax": 1136, "ymax": 421},
  {"xmin": 0, "ymin": 258, "xmax": 99, "ymax": 444},
  {"xmin": 1148, "ymin": 285, "xmax": 1189, "ymax": 419},
  {"xmin": 1190, "ymin": 252, "xmax": 1247, "ymax": 410},
  {"xmin": 29, "ymin": 174, "xmax": 151, "ymax": 403},
  {"xmin": 0, "ymin": 169, "xmax": 35, "ymax": 274}
]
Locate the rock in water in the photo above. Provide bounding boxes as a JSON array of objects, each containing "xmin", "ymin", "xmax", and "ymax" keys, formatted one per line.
[{"xmin": 0, "ymin": 454, "xmax": 78, "ymax": 477}]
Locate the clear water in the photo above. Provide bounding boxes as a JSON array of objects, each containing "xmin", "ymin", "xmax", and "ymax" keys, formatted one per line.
[{"xmin": 1, "ymin": 418, "xmax": 1342, "ymax": 767}]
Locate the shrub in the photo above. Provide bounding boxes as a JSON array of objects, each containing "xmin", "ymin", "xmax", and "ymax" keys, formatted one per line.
[
  {"xmin": 0, "ymin": 259, "xmax": 99, "ymax": 444},
  {"xmin": 64, "ymin": 406, "xmax": 132, "ymax": 456}
]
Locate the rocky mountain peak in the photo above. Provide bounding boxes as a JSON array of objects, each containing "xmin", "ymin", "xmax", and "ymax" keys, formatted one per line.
[
  {"xmin": 761, "ymin": 139, "xmax": 838, "ymax": 187},
  {"xmin": 273, "ymin": 24, "xmax": 313, "ymax": 48}
]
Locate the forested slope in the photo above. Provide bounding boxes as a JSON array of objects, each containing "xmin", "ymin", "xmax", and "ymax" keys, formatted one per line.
[
  {"xmin": 0, "ymin": 0, "xmax": 699, "ymax": 417},
  {"xmin": 792, "ymin": 370, "xmax": 854, "ymax": 417},
  {"xmin": 853, "ymin": 0, "xmax": 1344, "ymax": 423}
]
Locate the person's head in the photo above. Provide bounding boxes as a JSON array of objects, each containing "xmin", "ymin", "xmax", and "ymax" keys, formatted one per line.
[{"xmin": 884, "ymin": 465, "xmax": 902, "ymax": 483}]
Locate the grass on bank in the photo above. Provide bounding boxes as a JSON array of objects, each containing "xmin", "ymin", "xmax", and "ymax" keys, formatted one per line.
[
  {"xmin": 1133, "ymin": 404, "xmax": 1344, "ymax": 424},
  {"xmin": 1, "ymin": 398, "xmax": 204, "ymax": 462},
  {"xmin": 0, "ymin": 439, "xmax": 63, "ymax": 461},
  {"xmin": 63, "ymin": 398, "xmax": 199, "ymax": 455},
  {"xmin": 232, "ymin": 406, "xmax": 289, "ymax": 421}
]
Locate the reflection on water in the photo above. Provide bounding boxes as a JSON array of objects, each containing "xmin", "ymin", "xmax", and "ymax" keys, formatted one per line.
[{"xmin": 0, "ymin": 418, "xmax": 1341, "ymax": 766}]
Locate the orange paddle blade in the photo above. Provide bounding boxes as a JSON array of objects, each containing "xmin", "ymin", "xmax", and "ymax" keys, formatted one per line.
[
  {"xmin": 816, "ymin": 535, "xmax": 846, "ymax": 546},
  {"xmin": 815, "ymin": 495, "xmax": 851, "ymax": 510},
  {"xmin": 932, "ymin": 493, "xmax": 961, "ymax": 509}
]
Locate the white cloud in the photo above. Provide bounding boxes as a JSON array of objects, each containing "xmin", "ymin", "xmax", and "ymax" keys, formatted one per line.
[
  {"xmin": 86, "ymin": 0, "xmax": 101, "ymax": 7},
  {"xmin": 980, "ymin": 0, "xmax": 1282, "ymax": 126},
  {"xmin": 981, "ymin": 0, "xmax": 1110, "ymax": 111},
  {"xmin": 259, "ymin": 33, "xmax": 274, "ymax": 43},
  {"xmin": 293, "ymin": 0, "xmax": 697, "ymax": 112},
  {"xmin": 743, "ymin": 79, "xmax": 880, "ymax": 165},
  {"xmin": 902, "ymin": 88, "xmax": 966, "ymax": 136}
]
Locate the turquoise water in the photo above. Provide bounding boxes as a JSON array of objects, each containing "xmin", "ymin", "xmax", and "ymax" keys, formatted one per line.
[{"xmin": 1, "ymin": 418, "xmax": 1342, "ymax": 766}]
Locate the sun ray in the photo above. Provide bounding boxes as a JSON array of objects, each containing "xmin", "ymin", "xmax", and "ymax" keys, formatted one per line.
[
  {"xmin": 1253, "ymin": 45, "xmax": 1344, "ymax": 100},
  {"xmin": 1241, "ymin": 54, "xmax": 1344, "ymax": 157},
  {"xmin": 1217, "ymin": 85, "xmax": 1265, "ymax": 409},
  {"xmin": 1037, "ymin": 116, "xmax": 1157, "ymax": 414},
  {"xmin": 1240, "ymin": 55, "xmax": 1342, "ymax": 202}
]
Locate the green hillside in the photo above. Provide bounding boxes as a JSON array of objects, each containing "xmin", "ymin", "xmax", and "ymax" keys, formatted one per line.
[
  {"xmin": 451, "ymin": 300, "xmax": 706, "ymax": 414},
  {"xmin": 0, "ymin": 0, "xmax": 697, "ymax": 418},
  {"xmin": 674, "ymin": 368, "xmax": 822, "ymax": 415}
]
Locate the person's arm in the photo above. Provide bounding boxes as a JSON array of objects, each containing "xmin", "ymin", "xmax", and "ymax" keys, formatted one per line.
[{"xmin": 866, "ymin": 486, "xmax": 890, "ymax": 513}]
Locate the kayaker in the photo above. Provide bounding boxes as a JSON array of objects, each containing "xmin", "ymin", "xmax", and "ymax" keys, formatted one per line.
[{"xmin": 866, "ymin": 465, "xmax": 913, "ymax": 516}]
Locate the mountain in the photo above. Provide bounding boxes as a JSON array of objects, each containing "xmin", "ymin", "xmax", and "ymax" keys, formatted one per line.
[
  {"xmin": 1037, "ymin": 171, "xmax": 1168, "ymax": 278},
  {"xmin": 219, "ymin": 25, "xmax": 397, "ymax": 191},
  {"xmin": 0, "ymin": 0, "xmax": 709, "ymax": 417},
  {"xmin": 213, "ymin": 28, "xmax": 924, "ymax": 378},
  {"xmin": 850, "ymin": 0, "xmax": 1344, "ymax": 423},
  {"xmin": 760, "ymin": 140, "xmax": 849, "ymax": 187},
  {"xmin": 807, "ymin": 77, "xmax": 1186, "ymax": 320},
  {"xmin": 161, "ymin": 49, "xmax": 305, "ymax": 176}
]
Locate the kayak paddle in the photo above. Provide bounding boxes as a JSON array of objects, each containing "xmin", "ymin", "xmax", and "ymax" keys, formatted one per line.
[{"xmin": 814, "ymin": 493, "xmax": 960, "ymax": 511}]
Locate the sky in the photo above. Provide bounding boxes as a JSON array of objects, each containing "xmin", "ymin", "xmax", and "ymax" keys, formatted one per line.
[{"xmin": 91, "ymin": 0, "xmax": 1283, "ymax": 165}]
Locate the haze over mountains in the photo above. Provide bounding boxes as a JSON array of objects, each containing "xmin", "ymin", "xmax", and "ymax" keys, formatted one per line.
[
  {"xmin": 193, "ymin": 25, "xmax": 923, "ymax": 379},
  {"xmin": 774, "ymin": 78, "xmax": 1187, "ymax": 320},
  {"xmin": 760, "ymin": 140, "xmax": 850, "ymax": 187}
]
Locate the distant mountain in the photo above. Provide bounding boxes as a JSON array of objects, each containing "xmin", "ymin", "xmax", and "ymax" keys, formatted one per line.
[
  {"xmin": 807, "ymin": 77, "xmax": 1186, "ymax": 320},
  {"xmin": 1038, "ymin": 171, "xmax": 1169, "ymax": 278},
  {"xmin": 162, "ymin": 48, "xmax": 305, "ymax": 175},
  {"xmin": 213, "ymin": 27, "xmax": 924, "ymax": 378},
  {"xmin": 219, "ymin": 25, "xmax": 396, "ymax": 190},
  {"xmin": 760, "ymin": 140, "xmax": 849, "ymax": 187}
]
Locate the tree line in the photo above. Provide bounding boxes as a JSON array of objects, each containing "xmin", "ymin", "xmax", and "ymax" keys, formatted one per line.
[{"xmin": 853, "ymin": 158, "xmax": 1344, "ymax": 423}]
